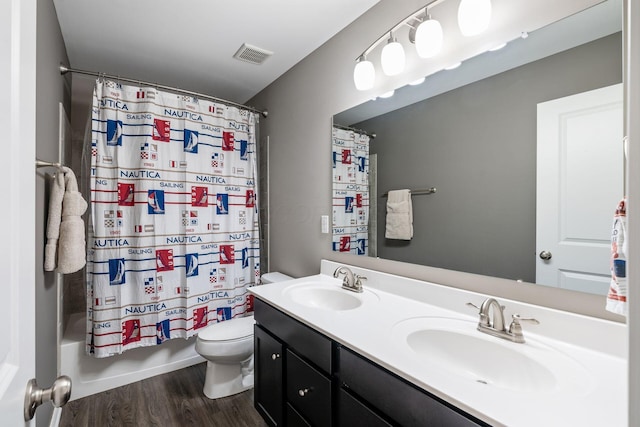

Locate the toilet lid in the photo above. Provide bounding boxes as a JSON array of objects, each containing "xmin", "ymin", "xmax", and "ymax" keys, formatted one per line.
[{"xmin": 198, "ymin": 314, "xmax": 255, "ymax": 341}]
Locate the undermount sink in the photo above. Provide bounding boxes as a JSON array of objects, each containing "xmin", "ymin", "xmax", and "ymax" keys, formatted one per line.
[
  {"xmin": 392, "ymin": 317, "xmax": 592, "ymax": 394},
  {"xmin": 283, "ymin": 282, "xmax": 378, "ymax": 311}
]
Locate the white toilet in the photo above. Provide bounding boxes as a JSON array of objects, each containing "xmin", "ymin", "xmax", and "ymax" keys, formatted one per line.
[{"xmin": 195, "ymin": 272, "xmax": 293, "ymax": 399}]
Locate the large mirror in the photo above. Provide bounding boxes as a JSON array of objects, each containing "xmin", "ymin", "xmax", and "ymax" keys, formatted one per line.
[{"xmin": 333, "ymin": 0, "xmax": 623, "ymax": 295}]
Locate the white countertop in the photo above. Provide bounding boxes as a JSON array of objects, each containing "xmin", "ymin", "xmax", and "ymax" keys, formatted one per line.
[{"xmin": 250, "ymin": 260, "xmax": 627, "ymax": 427}]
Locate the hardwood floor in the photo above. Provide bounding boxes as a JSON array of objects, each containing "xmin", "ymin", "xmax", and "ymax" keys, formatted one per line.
[{"xmin": 59, "ymin": 363, "xmax": 268, "ymax": 427}]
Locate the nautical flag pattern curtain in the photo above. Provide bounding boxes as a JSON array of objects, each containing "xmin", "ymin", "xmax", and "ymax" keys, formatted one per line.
[
  {"xmin": 86, "ymin": 79, "xmax": 260, "ymax": 357},
  {"xmin": 331, "ymin": 127, "xmax": 370, "ymax": 255}
]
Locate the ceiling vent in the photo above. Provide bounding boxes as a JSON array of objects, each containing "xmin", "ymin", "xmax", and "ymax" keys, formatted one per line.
[{"xmin": 233, "ymin": 43, "xmax": 273, "ymax": 65}]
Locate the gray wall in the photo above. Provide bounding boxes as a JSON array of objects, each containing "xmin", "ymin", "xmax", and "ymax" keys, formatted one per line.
[
  {"xmin": 250, "ymin": 0, "xmax": 427, "ymax": 278},
  {"xmin": 35, "ymin": 0, "xmax": 70, "ymax": 424},
  {"xmin": 250, "ymin": 0, "xmax": 621, "ymax": 320},
  {"xmin": 355, "ymin": 33, "xmax": 622, "ymax": 283}
]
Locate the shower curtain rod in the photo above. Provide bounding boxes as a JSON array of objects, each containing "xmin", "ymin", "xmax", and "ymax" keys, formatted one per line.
[
  {"xmin": 59, "ymin": 64, "xmax": 268, "ymax": 118},
  {"xmin": 333, "ymin": 122, "xmax": 376, "ymax": 139}
]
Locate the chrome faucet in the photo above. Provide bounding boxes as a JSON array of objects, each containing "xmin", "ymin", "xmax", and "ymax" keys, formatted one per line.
[
  {"xmin": 333, "ymin": 266, "xmax": 365, "ymax": 293},
  {"xmin": 479, "ymin": 297, "xmax": 506, "ymax": 332},
  {"xmin": 467, "ymin": 298, "xmax": 539, "ymax": 343}
]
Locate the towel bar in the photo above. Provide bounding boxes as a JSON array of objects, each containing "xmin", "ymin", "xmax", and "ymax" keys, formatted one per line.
[
  {"xmin": 36, "ymin": 159, "xmax": 63, "ymax": 169},
  {"xmin": 382, "ymin": 187, "xmax": 436, "ymax": 197}
]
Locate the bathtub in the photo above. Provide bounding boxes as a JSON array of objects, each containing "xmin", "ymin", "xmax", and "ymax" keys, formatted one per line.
[{"xmin": 61, "ymin": 312, "xmax": 204, "ymax": 400}]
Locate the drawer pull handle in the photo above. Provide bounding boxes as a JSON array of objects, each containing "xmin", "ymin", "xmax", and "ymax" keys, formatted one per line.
[
  {"xmin": 298, "ymin": 387, "xmax": 313, "ymax": 397},
  {"xmin": 271, "ymin": 353, "xmax": 280, "ymax": 360}
]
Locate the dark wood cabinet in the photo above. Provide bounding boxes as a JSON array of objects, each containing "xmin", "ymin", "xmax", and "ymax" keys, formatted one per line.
[
  {"xmin": 254, "ymin": 298, "xmax": 488, "ymax": 427},
  {"xmin": 286, "ymin": 349, "xmax": 332, "ymax": 426},
  {"xmin": 337, "ymin": 389, "xmax": 392, "ymax": 427},
  {"xmin": 255, "ymin": 325, "xmax": 284, "ymax": 426},
  {"xmin": 286, "ymin": 403, "xmax": 312, "ymax": 427},
  {"xmin": 254, "ymin": 299, "xmax": 332, "ymax": 426},
  {"xmin": 338, "ymin": 346, "xmax": 487, "ymax": 427}
]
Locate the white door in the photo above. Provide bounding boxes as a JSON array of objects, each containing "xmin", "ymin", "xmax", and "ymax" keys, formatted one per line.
[
  {"xmin": 536, "ymin": 83, "xmax": 624, "ymax": 294},
  {"xmin": 0, "ymin": 0, "xmax": 38, "ymax": 424}
]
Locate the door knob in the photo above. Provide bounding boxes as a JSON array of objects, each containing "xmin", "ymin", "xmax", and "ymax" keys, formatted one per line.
[
  {"xmin": 24, "ymin": 375, "xmax": 72, "ymax": 421},
  {"xmin": 539, "ymin": 250, "xmax": 552, "ymax": 260}
]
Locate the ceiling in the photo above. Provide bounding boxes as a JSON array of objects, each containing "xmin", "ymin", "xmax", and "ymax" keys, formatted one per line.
[{"xmin": 53, "ymin": 0, "xmax": 380, "ymax": 104}]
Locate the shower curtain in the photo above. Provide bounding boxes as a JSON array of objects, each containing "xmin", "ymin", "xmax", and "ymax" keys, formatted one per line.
[
  {"xmin": 332, "ymin": 127, "xmax": 370, "ymax": 255},
  {"xmin": 86, "ymin": 79, "xmax": 260, "ymax": 357}
]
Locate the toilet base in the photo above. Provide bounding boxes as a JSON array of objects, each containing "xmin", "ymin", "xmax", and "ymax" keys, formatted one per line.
[{"xmin": 202, "ymin": 358, "xmax": 253, "ymax": 399}]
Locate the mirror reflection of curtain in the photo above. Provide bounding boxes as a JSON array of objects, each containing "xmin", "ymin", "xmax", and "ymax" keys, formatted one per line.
[{"xmin": 332, "ymin": 127, "xmax": 370, "ymax": 255}]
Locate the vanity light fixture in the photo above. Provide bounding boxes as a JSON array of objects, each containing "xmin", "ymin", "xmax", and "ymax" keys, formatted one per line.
[
  {"xmin": 489, "ymin": 42, "xmax": 507, "ymax": 51},
  {"xmin": 414, "ymin": 13, "xmax": 443, "ymax": 58},
  {"xmin": 381, "ymin": 33, "xmax": 405, "ymax": 76},
  {"xmin": 352, "ymin": 0, "xmax": 493, "ymax": 91},
  {"xmin": 353, "ymin": 55, "xmax": 376, "ymax": 91},
  {"xmin": 458, "ymin": 0, "xmax": 492, "ymax": 36}
]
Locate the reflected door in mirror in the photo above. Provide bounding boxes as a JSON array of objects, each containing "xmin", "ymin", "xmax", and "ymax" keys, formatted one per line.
[{"xmin": 536, "ymin": 83, "xmax": 623, "ymax": 295}]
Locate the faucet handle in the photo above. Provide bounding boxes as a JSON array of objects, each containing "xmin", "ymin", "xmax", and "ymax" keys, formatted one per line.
[
  {"xmin": 466, "ymin": 302, "xmax": 481, "ymax": 311},
  {"xmin": 354, "ymin": 275, "xmax": 367, "ymax": 291},
  {"xmin": 508, "ymin": 314, "xmax": 539, "ymax": 342},
  {"xmin": 466, "ymin": 302, "xmax": 491, "ymax": 327},
  {"xmin": 511, "ymin": 314, "xmax": 540, "ymax": 325}
]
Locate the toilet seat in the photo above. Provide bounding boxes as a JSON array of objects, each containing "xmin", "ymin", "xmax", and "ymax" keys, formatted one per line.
[{"xmin": 198, "ymin": 314, "xmax": 254, "ymax": 342}]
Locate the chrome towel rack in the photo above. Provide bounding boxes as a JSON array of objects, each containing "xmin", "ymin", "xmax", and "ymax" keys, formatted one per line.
[
  {"xmin": 36, "ymin": 159, "xmax": 63, "ymax": 169},
  {"xmin": 381, "ymin": 187, "xmax": 436, "ymax": 197}
]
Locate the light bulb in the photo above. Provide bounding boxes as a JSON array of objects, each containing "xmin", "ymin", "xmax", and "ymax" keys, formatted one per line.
[
  {"xmin": 353, "ymin": 57, "xmax": 375, "ymax": 91},
  {"xmin": 415, "ymin": 17, "xmax": 443, "ymax": 58},
  {"xmin": 409, "ymin": 77, "xmax": 426, "ymax": 86},
  {"xmin": 489, "ymin": 42, "xmax": 507, "ymax": 51},
  {"xmin": 381, "ymin": 36, "xmax": 405, "ymax": 76},
  {"xmin": 458, "ymin": 0, "xmax": 492, "ymax": 37},
  {"xmin": 378, "ymin": 90, "xmax": 394, "ymax": 99}
]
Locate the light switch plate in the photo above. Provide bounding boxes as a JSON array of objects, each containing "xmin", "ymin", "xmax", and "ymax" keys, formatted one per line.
[{"xmin": 321, "ymin": 215, "xmax": 329, "ymax": 233}]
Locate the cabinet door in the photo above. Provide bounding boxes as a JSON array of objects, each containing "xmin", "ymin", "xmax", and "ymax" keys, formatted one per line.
[{"xmin": 255, "ymin": 325, "xmax": 284, "ymax": 426}]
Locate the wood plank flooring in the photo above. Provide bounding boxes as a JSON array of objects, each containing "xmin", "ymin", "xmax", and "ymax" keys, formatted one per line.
[{"xmin": 59, "ymin": 363, "xmax": 268, "ymax": 427}]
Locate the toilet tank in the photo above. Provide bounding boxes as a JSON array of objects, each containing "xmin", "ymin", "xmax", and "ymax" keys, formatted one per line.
[{"xmin": 261, "ymin": 272, "xmax": 293, "ymax": 284}]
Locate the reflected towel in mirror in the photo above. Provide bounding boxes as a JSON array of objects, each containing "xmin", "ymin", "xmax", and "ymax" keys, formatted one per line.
[{"xmin": 385, "ymin": 189, "xmax": 413, "ymax": 240}]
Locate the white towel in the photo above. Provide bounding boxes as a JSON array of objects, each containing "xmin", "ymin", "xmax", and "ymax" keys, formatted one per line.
[
  {"xmin": 44, "ymin": 171, "xmax": 66, "ymax": 271},
  {"xmin": 606, "ymin": 198, "xmax": 627, "ymax": 316},
  {"xmin": 44, "ymin": 167, "xmax": 88, "ymax": 274},
  {"xmin": 385, "ymin": 189, "xmax": 413, "ymax": 240}
]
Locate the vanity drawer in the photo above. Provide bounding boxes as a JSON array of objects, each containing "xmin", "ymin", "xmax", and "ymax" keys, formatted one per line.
[
  {"xmin": 338, "ymin": 388, "xmax": 392, "ymax": 427},
  {"xmin": 286, "ymin": 403, "xmax": 312, "ymax": 427},
  {"xmin": 286, "ymin": 349, "xmax": 332, "ymax": 426},
  {"xmin": 338, "ymin": 346, "xmax": 488, "ymax": 427},
  {"xmin": 255, "ymin": 298, "xmax": 332, "ymax": 373}
]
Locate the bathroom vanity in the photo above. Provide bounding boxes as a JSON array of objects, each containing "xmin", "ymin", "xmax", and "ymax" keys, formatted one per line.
[
  {"xmin": 254, "ymin": 298, "xmax": 486, "ymax": 426},
  {"xmin": 250, "ymin": 260, "xmax": 627, "ymax": 426}
]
